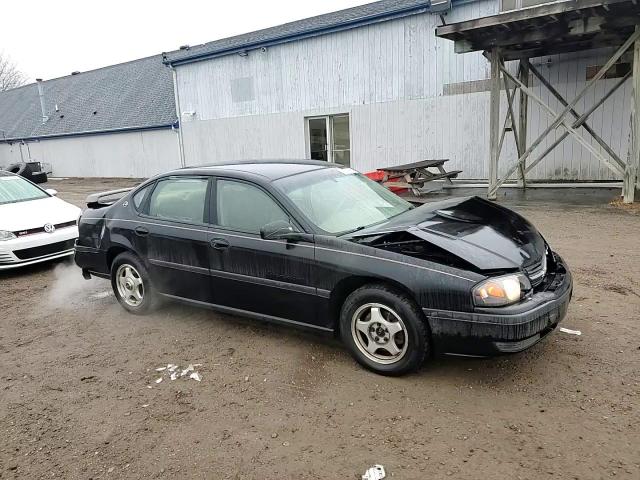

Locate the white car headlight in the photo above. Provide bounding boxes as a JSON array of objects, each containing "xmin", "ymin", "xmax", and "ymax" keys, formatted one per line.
[
  {"xmin": 473, "ymin": 274, "xmax": 529, "ymax": 307},
  {"xmin": 0, "ymin": 230, "xmax": 17, "ymax": 241}
]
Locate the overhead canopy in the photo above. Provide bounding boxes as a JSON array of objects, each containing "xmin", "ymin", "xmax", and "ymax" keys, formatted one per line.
[{"xmin": 435, "ymin": 0, "xmax": 640, "ymax": 60}]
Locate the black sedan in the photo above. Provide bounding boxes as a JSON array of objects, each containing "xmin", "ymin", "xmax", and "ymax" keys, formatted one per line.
[{"xmin": 75, "ymin": 161, "xmax": 572, "ymax": 376}]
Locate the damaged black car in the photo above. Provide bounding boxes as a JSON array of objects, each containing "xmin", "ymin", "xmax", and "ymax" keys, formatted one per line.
[{"xmin": 75, "ymin": 161, "xmax": 572, "ymax": 376}]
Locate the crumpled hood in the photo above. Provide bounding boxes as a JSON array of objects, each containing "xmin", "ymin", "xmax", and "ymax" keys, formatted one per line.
[
  {"xmin": 350, "ymin": 196, "xmax": 546, "ymax": 271},
  {"xmin": 0, "ymin": 196, "xmax": 81, "ymax": 231}
]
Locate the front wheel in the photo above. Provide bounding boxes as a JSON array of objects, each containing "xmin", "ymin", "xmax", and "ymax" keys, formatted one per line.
[
  {"xmin": 110, "ymin": 252, "xmax": 157, "ymax": 315},
  {"xmin": 340, "ymin": 284, "xmax": 430, "ymax": 376}
]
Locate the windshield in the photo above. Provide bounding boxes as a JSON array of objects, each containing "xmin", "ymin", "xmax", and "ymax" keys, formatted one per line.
[
  {"xmin": 274, "ymin": 167, "xmax": 413, "ymax": 235},
  {"xmin": 0, "ymin": 175, "xmax": 49, "ymax": 205}
]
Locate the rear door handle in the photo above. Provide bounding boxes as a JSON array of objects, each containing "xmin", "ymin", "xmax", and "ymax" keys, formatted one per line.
[
  {"xmin": 210, "ymin": 238, "xmax": 230, "ymax": 250},
  {"xmin": 135, "ymin": 226, "xmax": 149, "ymax": 236}
]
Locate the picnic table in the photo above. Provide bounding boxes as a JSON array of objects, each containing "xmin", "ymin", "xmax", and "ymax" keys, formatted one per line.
[{"xmin": 377, "ymin": 159, "xmax": 462, "ymax": 196}]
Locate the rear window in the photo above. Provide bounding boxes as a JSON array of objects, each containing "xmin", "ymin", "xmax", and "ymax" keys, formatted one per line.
[
  {"xmin": 148, "ymin": 178, "xmax": 208, "ymax": 224},
  {"xmin": 0, "ymin": 176, "xmax": 48, "ymax": 205}
]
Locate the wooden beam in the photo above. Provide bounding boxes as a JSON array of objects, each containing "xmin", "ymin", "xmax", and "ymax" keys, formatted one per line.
[
  {"xmin": 502, "ymin": 70, "xmax": 522, "ymax": 183},
  {"xmin": 623, "ymin": 25, "xmax": 640, "ymax": 203},
  {"xmin": 524, "ymin": 71, "xmax": 631, "ymax": 171},
  {"xmin": 499, "ymin": 33, "xmax": 636, "ymax": 60},
  {"xmin": 489, "ymin": 30, "xmax": 639, "ymax": 196},
  {"xmin": 572, "ymin": 71, "xmax": 631, "ymax": 127},
  {"xmin": 435, "ymin": 0, "xmax": 631, "ymax": 40},
  {"xmin": 518, "ymin": 61, "xmax": 529, "ymax": 188},
  {"xmin": 526, "ymin": 59, "xmax": 627, "ymax": 171},
  {"xmin": 502, "ymin": 64, "xmax": 625, "ymax": 178},
  {"xmin": 488, "ymin": 48, "xmax": 501, "ymax": 201}
]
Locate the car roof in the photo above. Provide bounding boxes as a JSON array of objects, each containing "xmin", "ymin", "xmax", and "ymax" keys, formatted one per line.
[
  {"xmin": 171, "ymin": 159, "xmax": 341, "ymax": 181},
  {"xmin": 0, "ymin": 170, "xmax": 15, "ymax": 177}
]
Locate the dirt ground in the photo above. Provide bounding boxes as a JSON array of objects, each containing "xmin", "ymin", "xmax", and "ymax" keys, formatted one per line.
[{"xmin": 1, "ymin": 178, "xmax": 638, "ymax": 480}]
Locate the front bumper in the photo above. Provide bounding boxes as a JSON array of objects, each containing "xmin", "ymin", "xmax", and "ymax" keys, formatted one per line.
[
  {"xmin": 0, "ymin": 227, "xmax": 78, "ymax": 271},
  {"xmin": 424, "ymin": 255, "xmax": 573, "ymax": 356}
]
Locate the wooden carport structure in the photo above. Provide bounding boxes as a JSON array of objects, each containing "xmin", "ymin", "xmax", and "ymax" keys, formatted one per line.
[{"xmin": 436, "ymin": 0, "xmax": 640, "ymax": 203}]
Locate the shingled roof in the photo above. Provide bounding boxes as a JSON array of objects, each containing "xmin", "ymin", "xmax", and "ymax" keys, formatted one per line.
[
  {"xmin": 164, "ymin": 0, "xmax": 431, "ymax": 65},
  {"xmin": 0, "ymin": 55, "xmax": 176, "ymax": 142}
]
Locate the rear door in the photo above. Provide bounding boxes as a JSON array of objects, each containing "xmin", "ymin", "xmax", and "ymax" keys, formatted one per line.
[
  {"xmin": 139, "ymin": 176, "xmax": 213, "ymax": 302},
  {"xmin": 207, "ymin": 178, "xmax": 320, "ymax": 326}
]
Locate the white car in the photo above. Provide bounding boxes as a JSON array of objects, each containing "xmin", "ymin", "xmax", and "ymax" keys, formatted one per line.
[{"xmin": 0, "ymin": 171, "xmax": 81, "ymax": 270}]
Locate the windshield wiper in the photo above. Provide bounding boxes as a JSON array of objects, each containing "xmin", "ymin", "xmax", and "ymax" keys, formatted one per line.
[
  {"xmin": 337, "ymin": 206, "xmax": 414, "ymax": 237},
  {"xmin": 338, "ymin": 225, "xmax": 367, "ymax": 237}
]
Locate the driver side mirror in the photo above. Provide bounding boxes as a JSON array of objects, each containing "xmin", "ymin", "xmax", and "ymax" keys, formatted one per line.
[
  {"xmin": 45, "ymin": 188, "xmax": 58, "ymax": 196},
  {"xmin": 260, "ymin": 220, "xmax": 304, "ymax": 242}
]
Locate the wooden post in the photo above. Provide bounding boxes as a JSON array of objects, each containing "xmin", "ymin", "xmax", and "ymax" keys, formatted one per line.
[
  {"xmin": 518, "ymin": 60, "xmax": 529, "ymax": 188},
  {"xmin": 623, "ymin": 26, "xmax": 640, "ymax": 203},
  {"xmin": 488, "ymin": 48, "xmax": 501, "ymax": 201}
]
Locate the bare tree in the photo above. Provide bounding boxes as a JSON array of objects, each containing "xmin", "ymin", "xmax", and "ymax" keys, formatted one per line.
[{"xmin": 0, "ymin": 53, "xmax": 27, "ymax": 92}]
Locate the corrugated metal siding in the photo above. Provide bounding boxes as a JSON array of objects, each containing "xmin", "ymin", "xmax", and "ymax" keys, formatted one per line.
[
  {"xmin": 176, "ymin": 0, "xmax": 632, "ymax": 181},
  {"xmin": 0, "ymin": 129, "xmax": 181, "ymax": 178}
]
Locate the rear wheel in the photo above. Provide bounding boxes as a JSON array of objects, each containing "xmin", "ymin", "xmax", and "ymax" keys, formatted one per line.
[
  {"xmin": 110, "ymin": 252, "xmax": 156, "ymax": 314},
  {"xmin": 340, "ymin": 284, "xmax": 429, "ymax": 376}
]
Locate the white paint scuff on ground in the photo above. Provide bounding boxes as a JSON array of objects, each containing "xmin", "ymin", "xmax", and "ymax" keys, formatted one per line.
[
  {"xmin": 559, "ymin": 327, "xmax": 582, "ymax": 336},
  {"xmin": 91, "ymin": 291, "xmax": 112, "ymax": 299},
  {"xmin": 149, "ymin": 363, "xmax": 203, "ymax": 387}
]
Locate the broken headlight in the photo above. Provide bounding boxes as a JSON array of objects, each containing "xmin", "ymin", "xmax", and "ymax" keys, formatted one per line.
[{"xmin": 473, "ymin": 274, "xmax": 529, "ymax": 307}]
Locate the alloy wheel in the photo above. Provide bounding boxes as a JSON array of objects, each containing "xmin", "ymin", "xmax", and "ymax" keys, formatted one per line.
[
  {"xmin": 115, "ymin": 264, "xmax": 144, "ymax": 307},
  {"xmin": 351, "ymin": 303, "xmax": 408, "ymax": 365}
]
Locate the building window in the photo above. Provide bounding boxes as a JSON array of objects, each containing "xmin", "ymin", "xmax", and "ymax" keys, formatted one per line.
[
  {"xmin": 586, "ymin": 62, "xmax": 631, "ymax": 81},
  {"xmin": 306, "ymin": 114, "xmax": 351, "ymax": 167}
]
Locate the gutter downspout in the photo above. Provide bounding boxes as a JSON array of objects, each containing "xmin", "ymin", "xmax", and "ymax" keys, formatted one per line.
[
  {"xmin": 170, "ymin": 65, "xmax": 186, "ymax": 168},
  {"xmin": 36, "ymin": 79, "xmax": 49, "ymax": 124}
]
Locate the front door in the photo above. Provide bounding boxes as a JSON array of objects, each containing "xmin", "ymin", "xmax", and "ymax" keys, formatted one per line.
[
  {"xmin": 308, "ymin": 117, "xmax": 330, "ymax": 162},
  {"xmin": 141, "ymin": 176, "xmax": 213, "ymax": 303},
  {"xmin": 208, "ymin": 178, "xmax": 319, "ymax": 326}
]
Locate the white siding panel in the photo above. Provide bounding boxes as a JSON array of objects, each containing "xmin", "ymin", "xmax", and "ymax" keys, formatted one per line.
[
  {"xmin": 181, "ymin": 113, "xmax": 305, "ymax": 164},
  {"xmin": 0, "ymin": 129, "xmax": 180, "ymax": 178}
]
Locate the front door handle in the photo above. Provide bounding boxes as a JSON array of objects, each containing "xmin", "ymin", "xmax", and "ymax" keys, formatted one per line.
[
  {"xmin": 135, "ymin": 226, "xmax": 149, "ymax": 236},
  {"xmin": 210, "ymin": 238, "xmax": 230, "ymax": 250}
]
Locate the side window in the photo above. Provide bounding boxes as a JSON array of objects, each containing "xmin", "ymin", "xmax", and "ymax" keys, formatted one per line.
[
  {"xmin": 216, "ymin": 180, "xmax": 290, "ymax": 234},
  {"xmin": 148, "ymin": 177, "xmax": 208, "ymax": 224},
  {"xmin": 132, "ymin": 184, "xmax": 151, "ymax": 211}
]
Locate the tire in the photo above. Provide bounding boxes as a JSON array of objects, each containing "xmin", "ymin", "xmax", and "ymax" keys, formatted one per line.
[
  {"xmin": 110, "ymin": 252, "xmax": 157, "ymax": 315},
  {"xmin": 340, "ymin": 284, "xmax": 430, "ymax": 376},
  {"xmin": 5, "ymin": 162, "xmax": 33, "ymax": 178},
  {"xmin": 30, "ymin": 171, "xmax": 48, "ymax": 184}
]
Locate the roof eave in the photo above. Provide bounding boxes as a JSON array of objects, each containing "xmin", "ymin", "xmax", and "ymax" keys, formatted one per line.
[
  {"xmin": 0, "ymin": 122, "xmax": 177, "ymax": 144},
  {"xmin": 164, "ymin": 4, "xmax": 432, "ymax": 67}
]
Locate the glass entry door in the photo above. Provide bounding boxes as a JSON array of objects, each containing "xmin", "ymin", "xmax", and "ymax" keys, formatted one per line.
[
  {"xmin": 308, "ymin": 117, "xmax": 329, "ymax": 162},
  {"xmin": 307, "ymin": 115, "xmax": 350, "ymax": 167}
]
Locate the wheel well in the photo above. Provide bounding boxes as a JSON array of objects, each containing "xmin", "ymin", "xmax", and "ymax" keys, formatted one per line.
[
  {"xmin": 328, "ymin": 276, "xmax": 419, "ymax": 332},
  {"xmin": 106, "ymin": 246, "xmax": 130, "ymax": 269}
]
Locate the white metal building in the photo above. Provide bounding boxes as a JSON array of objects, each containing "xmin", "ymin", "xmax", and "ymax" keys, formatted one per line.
[
  {"xmin": 164, "ymin": 0, "xmax": 634, "ymax": 182},
  {"xmin": 0, "ymin": 55, "xmax": 180, "ymax": 178}
]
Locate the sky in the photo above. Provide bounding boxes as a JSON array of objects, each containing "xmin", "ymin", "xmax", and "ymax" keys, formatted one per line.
[{"xmin": 0, "ymin": 0, "xmax": 372, "ymax": 83}]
